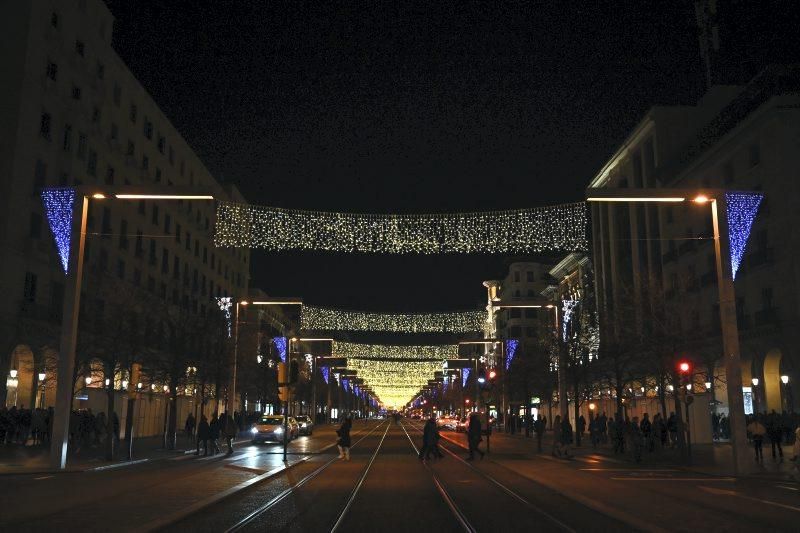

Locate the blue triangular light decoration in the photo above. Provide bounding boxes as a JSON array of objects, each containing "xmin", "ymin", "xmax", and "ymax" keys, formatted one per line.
[
  {"xmin": 725, "ymin": 192, "xmax": 763, "ymax": 280},
  {"xmin": 41, "ymin": 188, "xmax": 76, "ymax": 274},
  {"xmin": 462, "ymin": 368, "xmax": 469, "ymax": 388},
  {"xmin": 505, "ymin": 339, "xmax": 519, "ymax": 370}
]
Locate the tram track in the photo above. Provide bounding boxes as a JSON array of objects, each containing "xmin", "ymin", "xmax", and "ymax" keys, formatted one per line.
[{"xmin": 404, "ymin": 420, "xmax": 576, "ymax": 533}]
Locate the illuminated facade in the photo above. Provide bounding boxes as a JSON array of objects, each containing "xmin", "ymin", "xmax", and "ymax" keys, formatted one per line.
[
  {"xmin": 588, "ymin": 67, "xmax": 800, "ymax": 438},
  {"xmin": 0, "ymin": 0, "xmax": 250, "ymax": 436}
]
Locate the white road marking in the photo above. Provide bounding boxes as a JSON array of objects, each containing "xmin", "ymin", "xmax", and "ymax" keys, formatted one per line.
[
  {"xmin": 699, "ymin": 485, "xmax": 800, "ymax": 512},
  {"xmin": 777, "ymin": 484, "xmax": 799, "ymax": 491},
  {"xmin": 34, "ymin": 475, "xmax": 54, "ymax": 480},
  {"xmin": 581, "ymin": 468, "xmax": 678, "ymax": 472},
  {"xmin": 611, "ymin": 477, "xmax": 735, "ymax": 481}
]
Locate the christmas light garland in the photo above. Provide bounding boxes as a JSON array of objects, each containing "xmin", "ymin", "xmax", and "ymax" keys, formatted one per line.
[
  {"xmin": 272, "ymin": 336, "xmax": 287, "ymax": 363},
  {"xmin": 347, "ymin": 355, "xmax": 448, "ymax": 407},
  {"xmin": 41, "ymin": 187, "xmax": 76, "ymax": 274},
  {"xmin": 214, "ymin": 201, "xmax": 588, "ymax": 254},
  {"xmin": 505, "ymin": 339, "xmax": 519, "ymax": 370},
  {"xmin": 216, "ymin": 297, "xmax": 233, "ymax": 338},
  {"xmin": 333, "ymin": 341, "xmax": 458, "ymax": 360},
  {"xmin": 725, "ymin": 192, "xmax": 763, "ymax": 280},
  {"xmin": 562, "ymin": 298, "xmax": 580, "ymax": 341},
  {"xmin": 301, "ymin": 305, "xmax": 485, "ymax": 333}
]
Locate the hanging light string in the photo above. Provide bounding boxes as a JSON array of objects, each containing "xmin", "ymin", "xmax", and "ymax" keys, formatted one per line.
[
  {"xmin": 301, "ymin": 305, "xmax": 485, "ymax": 333},
  {"xmin": 214, "ymin": 201, "xmax": 588, "ymax": 253},
  {"xmin": 333, "ymin": 341, "xmax": 458, "ymax": 360}
]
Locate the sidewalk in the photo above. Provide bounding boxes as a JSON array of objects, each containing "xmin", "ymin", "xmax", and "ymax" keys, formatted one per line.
[
  {"xmin": 483, "ymin": 428, "xmax": 798, "ymax": 480},
  {"xmin": 0, "ymin": 432, "xmax": 228, "ymax": 475}
]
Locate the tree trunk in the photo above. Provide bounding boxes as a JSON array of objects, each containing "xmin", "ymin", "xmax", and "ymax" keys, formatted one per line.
[
  {"xmin": 167, "ymin": 388, "xmax": 178, "ymax": 450},
  {"xmin": 672, "ymin": 390, "xmax": 687, "ymax": 459},
  {"xmin": 105, "ymin": 387, "xmax": 115, "ymax": 460}
]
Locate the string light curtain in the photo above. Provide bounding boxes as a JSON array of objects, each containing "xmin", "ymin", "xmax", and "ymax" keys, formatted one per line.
[
  {"xmin": 301, "ymin": 305, "xmax": 484, "ymax": 333},
  {"xmin": 214, "ymin": 201, "xmax": 588, "ymax": 254},
  {"xmin": 41, "ymin": 187, "xmax": 76, "ymax": 274},
  {"xmin": 725, "ymin": 192, "xmax": 763, "ymax": 280},
  {"xmin": 333, "ymin": 341, "xmax": 458, "ymax": 360}
]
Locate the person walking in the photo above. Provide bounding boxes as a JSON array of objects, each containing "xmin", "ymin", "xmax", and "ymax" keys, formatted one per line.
[
  {"xmin": 767, "ymin": 410, "xmax": 784, "ymax": 462},
  {"xmin": 209, "ymin": 413, "xmax": 221, "ymax": 455},
  {"xmin": 467, "ymin": 413, "xmax": 484, "ymax": 460},
  {"xmin": 577, "ymin": 415, "xmax": 586, "ymax": 445},
  {"xmin": 223, "ymin": 412, "xmax": 237, "ymax": 456},
  {"xmin": 185, "ymin": 413, "xmax": 196, "ymax": 442},
  {"xmin": 631, "ymin": 416, "xmax": 643, "ymax": 463},
  {"xmin": 337, "ymin": 416, "xmax": 352, "ymax": 460},
  {"xmin": 196, "ymin": 414, "xmax": 210, "ymax": 456},
  {"xmin": 747, "ymin": 415, "xmax": 767, "ymax": 463},
  {"xmin": 534, "ymin": 414, "xmax": 545, "ymax": 452},
  {"xmin": 640, "ymin": 413, "xmax": 653, "ymax": 453}
]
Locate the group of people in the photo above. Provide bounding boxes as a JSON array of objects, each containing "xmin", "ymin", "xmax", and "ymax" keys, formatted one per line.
[
  {"xmin": 191, "ymin": 412, "xmax": 237, "ymax": 456},
  {"xmin": 0, "ymin": 405, "xmax": 52, "ymax": 446},
  {"xmin": 746, "ymin": 411, "xmax": 800, "ymax": 463}
]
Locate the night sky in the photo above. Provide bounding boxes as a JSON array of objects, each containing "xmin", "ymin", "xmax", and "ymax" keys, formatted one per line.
[{"xmin": 104, "ymin": 1, "xmax": 799, "ymax": 312}]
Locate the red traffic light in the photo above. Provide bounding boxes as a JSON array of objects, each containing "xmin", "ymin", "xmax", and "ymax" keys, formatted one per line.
[
  {"xmin": 488, "ymin": 369, "xmax": 497, "ymax": 380},
  {"xmin": 678, "ymin": 361, "xmax": 691, "ymax": 374}
]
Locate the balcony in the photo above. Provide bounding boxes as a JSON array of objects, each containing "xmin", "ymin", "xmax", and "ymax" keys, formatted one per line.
[{"xmin": 754, "ymin": 307, "xmax": 779, "ymax": 328}]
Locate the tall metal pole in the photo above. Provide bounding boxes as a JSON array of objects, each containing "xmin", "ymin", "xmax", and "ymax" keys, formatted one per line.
[
  {"xmin": 711, "ymin": 197, "xmax": 749, "ymax": 475},
  {"xmin": 228, "ymin": 302, "xmax": 242, "ymax": 415},
  {"xmin": 50, "ymin": 195, "xmax": 89, "ymax": 469},
  {"xmin": 311, "ymin": 356, "xmax": 317, "ymax": 424}
]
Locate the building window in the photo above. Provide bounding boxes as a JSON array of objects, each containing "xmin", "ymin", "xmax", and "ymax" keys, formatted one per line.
[
  {"xmin": 61, "ymin": 124, "xmax": 72, "ymax": 151},
  {"xmin": 168, "ymin": 146, "xmax": 174, "ymax": 165},
  {"xmin": 33, "ymin": 159, "xmax": 46, "ymax": 194},
  {"xmin": 72, "ymin": 85, "xmax": 81, "ymax": 100},
  {"xmin": 117, "ymin": 259, "xmax": 125, "ymax": 279},
  {"xmin": 129, "ymin": 103, "xmax": 137, "ymax": 123},
  {"xmin": 77, "ymin": 133, "xmax": 87, "ymax": 159},
  {"xmin": 510, "ymin": 308, "xmax": 522, "ymax": 319},
  {"xmin": 176, "ymin": 223, "xmax": 181, "ymax": 242},
  {"xmin": 162, "ymin": 249, "xmax": 169, "ymax": 273},
  {"xmin": 526, "ymin": 271, "xmax": 534, "ymax": 282},
  {"xmin": 142, "ymin": 155, "xmax": 149, "ymax": 170},
  {"xmin": 87, "ymin": 150, "xmax": 97, "ymax": 176},
  {"xmin": 185, "ymin": 232, "xmax": 191, "ymax": 250},
  {"xmin": 143, "ymin": 119, "xmax": 153, "ymax": 140},
  {"xmin": 119, "ymin": 219, "xmax": 128, "ymax": 250},
  {"xmin": 23, "ymin": 272, "xmax": 38, "ymax": 303},
  {"xmin": 96, "ymin": 61, "xmax": 104, "ymax": 79},
  {"xmin": 105, "ymin": 165, "xmax": 114, "ymax": 185},
  {"xmin": 173, "ymin": 256, "xmax": 180, "ymax": 279},
  {"xmin": 138, "ymin": 200, "xmax": 145, "ymax": 215},
  {"xmin": 164, "ymin": 213, "xmax": 171, "ymax": 234},
  {"xmin": 151, "ymin": 205, "xmax": 159, "ymax": 225},
  {"xmin": 51, "ymin": 12, "xmax": 59, "ymax": 28},
  {"xmin": 75, "ymin": 40, "xmax": 85, "ymax": 57},
  {"xmin": 135, "ymin": 231, "xmax": 143, "ymax": 257},
  {"xmin": 133, "ymin": 269, "xmax": 141, "ymax": 286},
  {"xmin": 513, "ymin": 271, "xmax": 520, "ymax": 282},
  {"xmin": 749, "ymin": 143, "xmax": 760, "ymax": 167},
  {"xmin": 762, "ymin": 287, "xmax": 773, "ymax": 309},
  {"xmin": 147, "ymin": 276, "xmax": 155, "ymax": 293},
  {"xmin": 157, "ymin": 136, "xmax": 165, "ymax": 154},
  {"xmin": 40, "ymin": 113, "xmax": 52, "ymax": 140},
  {"xmin": 46, "ymin": 61, "xmax": 57, "ymax": 81},
  {"xmin": 92, "ymin": 107, "xmax": 100, "ymax": 123},
  {"xmin": 126, "ymin": 140, "xmax": 135, "ymax": 156},
  {"xmin": 29, "ymin": 212, "xmax": 42, "ymax": 239},
  {"xmin": 113, "ymin": 84, "xmax": 121, "ymax": 106},
  {"xmin": 110, "ymin": 123, "xmax": 118, "ymax": 140},
  {"xmin": 101, "ymin": 207, "xmax": 111, "ymax": 235}
]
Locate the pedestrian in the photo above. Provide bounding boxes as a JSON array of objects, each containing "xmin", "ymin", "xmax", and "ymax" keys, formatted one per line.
[
  {"xmin": 467, "ymin": 413, "xmax": 484, "ymax": 460},
  {"xmin": 589, "ymin": 414, "xmax": 600, "ymax": 449},
  {"xmin": 196, "ymin": 414, "xmax": 210, "ymax": 456},
  {"xmin": 185, "ymin": 413, "xmax": 196, "ymax": 441},
  {"xmin": 552, "ymin": 415, "xmax": 564, "ymax": 457},
  {"xmin": 561, "ymin": 416, "xmax": 573, "ymax": 458},
  {"xmin": 420, "ymin": 417, "xmax": 434, "ymax": 460},
  {"xmin": 667, "ymin": 412, "xmax": 678, "ymax": 448},
  {"xmin": 640, "ymin": 413, "xmax": 653, "ymax": 452},
  {"xmin": 599, "ymin": 412, "xmax": 608, "ymax": 444},
  {"xmin": 223, "ymin": 412, "xmax": 237, "ymax": 455},
  {"xmin": 577, "ymin": 415, "xmax": 586, "ymax": 444},
  {"xmin": 337, "ymin": 416, "xmax": 352, "ymax": 460},
  {"xmin": 767, "ymin": 410, "xmax": 784, "ymax": 461},
  {"xmin": 209, "ymin": 413, "xmax": 221, "ymax": 455},
  {"xmin": 747, "ymin": 415, "xmax": 766, "ymax": 463},
  {"xmin": 631, "ymin": 416, "xmax": 643, "ymax": 463},
  {"xmin": 534, "ymin": 414, "xmax": 545, "ymax": 453}
]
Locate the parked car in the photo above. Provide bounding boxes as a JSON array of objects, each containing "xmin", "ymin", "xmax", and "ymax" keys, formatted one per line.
[{"xmin": 295, "ymin": 415, "xmax": 314, "ymax": 436}]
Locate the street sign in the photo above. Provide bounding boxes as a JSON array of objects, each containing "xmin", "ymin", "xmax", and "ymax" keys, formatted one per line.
[
  {"xmin": 443, "ymin": 358, "xmax": 473, "ymax": 369},
  {"xmin": 318, "ymin": 357, "xmax": 347, "ymax": 367}
]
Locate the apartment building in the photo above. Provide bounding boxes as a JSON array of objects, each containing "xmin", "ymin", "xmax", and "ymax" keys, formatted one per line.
[
  {"xmin": 588, "ymin": 67, "xmax": 800, "ymax": 436},
  {"xmin": 0, "ymin": 0, "xmax": 250, "ymax": 432}
]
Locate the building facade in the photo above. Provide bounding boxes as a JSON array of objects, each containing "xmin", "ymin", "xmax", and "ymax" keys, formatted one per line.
[
  {"xmin": 1, "ymin": 0, "xmax": 250, "ymax": 436},
  {"xmin": 588, "ymin": 67, "xmax": 800, "ymax": 440}
]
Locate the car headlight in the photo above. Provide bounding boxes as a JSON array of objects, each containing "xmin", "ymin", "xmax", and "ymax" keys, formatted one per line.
[
  {"xmin": 251, "ymin": 427, "xmax": 258, "ymax": 434},
  {"xmin": 274, "ymin": 426, "xmax": 283, "ymax": 434},
  {"xmin": 299, "ymin": 423, "xmax": 306, "ymax": 427}
]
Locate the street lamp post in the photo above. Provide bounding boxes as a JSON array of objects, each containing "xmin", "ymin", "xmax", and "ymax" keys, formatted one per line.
[
  {"xmin": 587, "ymin": 188, "xmax": 757, "ymax": 476},
  {"xmin": 47, "ymin": 187, "xmax": 213, "ymax": 470}
]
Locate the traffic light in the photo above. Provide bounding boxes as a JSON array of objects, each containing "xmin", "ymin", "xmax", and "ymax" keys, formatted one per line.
[
  {"xmin": 678, "ymin": 361, "xmax": 691, "ymax": 375},
  {"xmin": 289, "ymin": 360, "xmax": 299, "ymax": 384},
  {"xmin": 277, "ymin": 362, "xmax": 289, "ymax": 402},
  {"xmin": 488, "ymin": 368, "xmax": 497, "ymax": 380},
  {"xmin": 477, "ymin": 367, "xmax": 486, "ymax": 384}
]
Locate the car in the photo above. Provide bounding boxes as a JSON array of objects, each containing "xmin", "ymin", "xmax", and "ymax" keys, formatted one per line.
[
  {"xmin": 436, "ymin": 417, "xmax": 458, "ymax": 430},
  {"xmin": 251, "ymin": 415, "xmax": 290, "ymax": 444},
  {"xmin": 295, "ymin": 415, "xmax": 313, "ymax": 436},
  {"xmin": 456, "ymin": 417, "xmax": 468, "ymax": 432}
]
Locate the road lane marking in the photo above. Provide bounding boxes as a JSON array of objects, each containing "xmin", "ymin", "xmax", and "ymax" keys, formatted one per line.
[
  {"xmin": 581, "ymin": 468, "xmax": 678, "ymax": 472},
  {"xmin": 777, "ymin": 484, "xmax": 799, "ymax": 491},
  {"xmin": 224, "ymin": 465, "xmax": 267, "ymax": 475},
  {"xmin": 699, "ymin": 485, "xmax": 800, "ymax": 512},
  {"xmin": 88, "ymin": 458, "xmax": 149, "ymax": 471},
  {"xmin": 611, "ymin": 477, "xmax": 735, "ymax": 481},
  {"xmin": 34, "ymin": 475, "xmax": 54, "ymax": 480}
]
